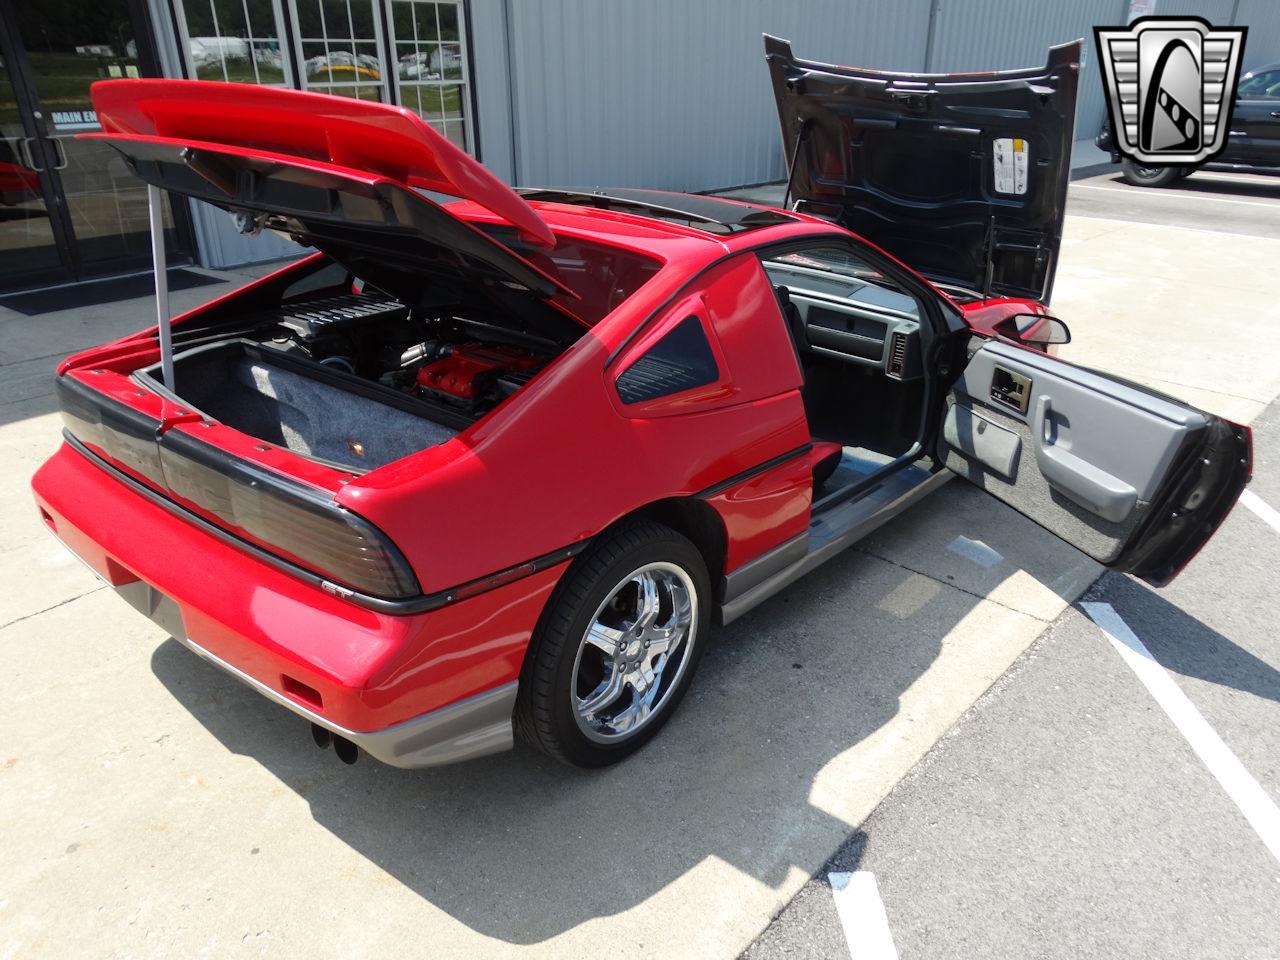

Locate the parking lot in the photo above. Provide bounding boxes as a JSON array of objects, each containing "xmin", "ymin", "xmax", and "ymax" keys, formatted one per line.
[{"xmin": 3, "ymin": 169, "xmax": 1279, "ymax": 959}]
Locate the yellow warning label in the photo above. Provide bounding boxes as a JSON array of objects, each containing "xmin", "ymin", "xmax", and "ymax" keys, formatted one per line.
[{"xmin": 1013, "ymin": 138, "xmax": 1025, "ymax": 152}]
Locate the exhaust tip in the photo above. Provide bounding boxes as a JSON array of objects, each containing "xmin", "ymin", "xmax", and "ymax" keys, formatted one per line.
[
  {"xmin": 310, "ymin": 722, "xmax": 332, "ymax": 749},
  {"xmin": 332, "ymin": 734, "xmax": 359, "ymax": 765}
]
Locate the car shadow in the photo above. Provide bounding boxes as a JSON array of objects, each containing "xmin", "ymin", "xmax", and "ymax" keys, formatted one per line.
[
  {"xmin": 148, "ymin": 481, "xmax": 1100, "ymax": 945},
  {"xmin": 1098, "ymin": 571, "xmax": 1280, "ymax": 705}
]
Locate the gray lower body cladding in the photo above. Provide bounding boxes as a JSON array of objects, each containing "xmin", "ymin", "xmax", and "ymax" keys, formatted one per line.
[{"xmin": 113, "ymin": 578, "xmax": 517, "ymax": 767}]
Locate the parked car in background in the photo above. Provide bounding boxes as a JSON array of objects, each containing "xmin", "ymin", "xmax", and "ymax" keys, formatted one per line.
[
  {"xmin": 1097, "ymin": 59, "xmax": 1280, "ymax": 185},
  {"xmin": 32, "ymin": 52, "xmax": 1250, "ymax": 771}
]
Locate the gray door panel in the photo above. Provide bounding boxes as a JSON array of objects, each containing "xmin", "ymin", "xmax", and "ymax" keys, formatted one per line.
[{"xmin": 942, "ymin": 340, "xmax": 1207, "ymax": 564}]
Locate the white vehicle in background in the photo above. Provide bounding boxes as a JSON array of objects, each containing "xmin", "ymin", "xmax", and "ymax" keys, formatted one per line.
[{"xmin": 187, "ymin": 37, "xmax": 281, "ymax": 75}]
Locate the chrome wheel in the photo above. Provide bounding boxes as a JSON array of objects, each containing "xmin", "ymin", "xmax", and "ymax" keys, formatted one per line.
[{"xmin": 570, "ymin": 561, "xmax": 697, "ymax": 743}]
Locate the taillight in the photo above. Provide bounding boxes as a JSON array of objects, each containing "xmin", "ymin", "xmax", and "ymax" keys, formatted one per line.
[
  {"xmin": 158, "ymin": 430, "xmax": 419, "ymax": 599},
  {"xmin": 58, "ymin": 373, "xmax": 420, "ymax": 602}
]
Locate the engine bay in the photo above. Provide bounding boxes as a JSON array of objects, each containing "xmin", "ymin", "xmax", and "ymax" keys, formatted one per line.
[{"xmin": 245, "ymin": 289, "xmax": 556, "ymax": 424}]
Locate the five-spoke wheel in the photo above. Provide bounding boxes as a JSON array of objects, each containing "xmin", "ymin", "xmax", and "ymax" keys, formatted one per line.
[
  {"xmin": 515, "ymin": 521, "xmax": 710, "ymax": 766},
  {"xmin": 571, "ymin": 563, "xmax": 696, "ymax": 742}
]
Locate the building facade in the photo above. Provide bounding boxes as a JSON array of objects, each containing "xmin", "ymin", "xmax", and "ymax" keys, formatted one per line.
[{"xmin": 2, "ymin": 0, "xmax": 1277, "ymax": 291}]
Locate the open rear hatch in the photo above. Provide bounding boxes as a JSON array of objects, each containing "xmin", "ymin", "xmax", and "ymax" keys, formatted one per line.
[
  {"xmin": 764, "ymin": 36, "xmax": 1080, "ymax": 302},
  {"xmin": 52, "ymin": 81, "xmax": 598, "ymax": 606},
  {"xmin": 84, "ymin": 85, "xmax": 574, "ymax": 299}
]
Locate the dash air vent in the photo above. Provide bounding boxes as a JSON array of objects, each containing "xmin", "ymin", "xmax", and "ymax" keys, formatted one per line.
[{"xmin": 887, "ymin": 331, "xmax": 908, "ymax": 379}]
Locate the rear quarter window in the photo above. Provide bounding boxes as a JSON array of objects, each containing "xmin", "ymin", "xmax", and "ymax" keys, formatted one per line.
[{"xmin": 616, "ymin": 315, "xmax": 719, "ymax": 404}]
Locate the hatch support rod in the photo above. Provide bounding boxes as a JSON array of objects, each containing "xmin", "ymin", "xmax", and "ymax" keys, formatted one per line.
[
  {"xmin": 147, "ymin": 184, "xmax": 174, "ymax": 391},
  {"xmin": 781, "ymin": 119, "xmax": 810, "ymax": 212}
]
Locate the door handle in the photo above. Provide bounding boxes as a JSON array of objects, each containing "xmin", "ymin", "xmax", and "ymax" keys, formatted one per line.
[
  {"xmin": 48, "ymin": 137, "xmax": 68, "ymax": 170},
  {"xmin": 1030, "ymin": 395, "xmax": 1137, "ymax": 523},
  {"xmin": 1270, "ymin": 111, "xmax": 1280, "ymax": 118},
  {"xmin": 17, "ymin": 137, "xmax": 44, "ymax": 172}
]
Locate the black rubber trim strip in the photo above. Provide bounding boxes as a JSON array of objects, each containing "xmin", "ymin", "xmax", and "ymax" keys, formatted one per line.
[
  {"xmin": 695, "ymin": 443, "xmax": 812, "ymax": 500},
  {"xmin": 62, "ymin": 430, "xmax": 587, "ymax": 616},
  {"xmin": 604, "ymin": 229, "xmax": 956, "ymax": 370}
]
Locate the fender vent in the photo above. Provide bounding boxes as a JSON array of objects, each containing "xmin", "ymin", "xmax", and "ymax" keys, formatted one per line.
[{"xmin": 887, "ymin": 331, "xmax": 908, "ymax": 379}]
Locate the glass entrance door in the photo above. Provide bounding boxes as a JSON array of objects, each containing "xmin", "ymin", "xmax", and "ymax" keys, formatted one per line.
[
  {"xmin": 0, "ymin": 0, "xmax": 194, "ymax": 292},
  {"xmin": 0, "ymin": 53, "xmax": 69, "ymax": 288}
]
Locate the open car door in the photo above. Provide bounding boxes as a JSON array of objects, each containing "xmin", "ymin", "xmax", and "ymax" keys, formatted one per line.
[{"xmin": 941, "ymin": 340, "xmax": 1251, "ymax": 586}]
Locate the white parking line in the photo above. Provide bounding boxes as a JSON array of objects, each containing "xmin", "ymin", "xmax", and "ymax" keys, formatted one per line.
[
  {"xmin": 828, "ymin": 871, "xmax": 900, "ymax": 960},
  {"xmin": 1071, "ymin": 183, "xmax": 1280, "ymax": 210},
  {"xmin": 1082, "ymin": 602, "xmax": 1280, "ymax": 864},
  {"xmin": 1239, "ymin": 489, "xmax": 1280, "ymax": 536}
]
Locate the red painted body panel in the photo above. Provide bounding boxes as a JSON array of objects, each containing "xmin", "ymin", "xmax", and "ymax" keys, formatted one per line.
[
  {"xmin": 960, "ymin": 296, "xmax": 1048, "ymax": 338},
  {"xmin": 705, "ymin": 454, "xmax": 814, "ymax": 572},
  {"xmin": 33, "ymin": 182, "xmax": 948, "ymax": 743},
  {"xmin": 32, "ymin": 443, "xmax": 559, "ymax": 729},
  {"xmin": 89, "ymin": 79, "xmax": 556, "ymax": 246},
  {"xmin": 30, "ymin": 197, "xmax": 896, "ymax": 738}
]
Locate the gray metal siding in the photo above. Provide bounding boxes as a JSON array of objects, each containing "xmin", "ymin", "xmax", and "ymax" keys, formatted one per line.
[
  {"xmin": 1150, "ymin": 0, "xmax": 1237, "ymax": 24},
  {"xmin": 1235, "ymin": 0, "xmax": 1280, "ymax": 72},
  {"xmin": 503, "ymin": 0, "xmax": 933, "ymax": 191}
]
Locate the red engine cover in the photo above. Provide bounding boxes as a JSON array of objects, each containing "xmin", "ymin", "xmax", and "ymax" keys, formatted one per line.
[{"xmin": 415, "ymin": 344, "xmax": 541, "ymax": 399}]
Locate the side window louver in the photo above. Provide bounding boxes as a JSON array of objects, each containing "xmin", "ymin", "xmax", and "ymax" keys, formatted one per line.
[{"xmin": 616, "ymin": 315, "xmax": 719, "ymax": 404}]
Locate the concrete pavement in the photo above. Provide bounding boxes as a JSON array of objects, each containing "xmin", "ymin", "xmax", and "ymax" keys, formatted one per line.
[
  {"xmin": 2, "ymin": 174, "xmax": 1278, "ymax": 958},
  {"xmin": 1066, "ymin": 168, "xmax": 1280, "ymax": 239},
  {"xmin": 745, "ymin": 397, "xmax": 1280, "ymax": 960}
]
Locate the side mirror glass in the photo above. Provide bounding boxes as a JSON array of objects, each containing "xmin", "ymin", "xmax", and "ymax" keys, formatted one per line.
[{"xmin": 998, "ymin": 313, "xmax": 1071, "ymax": 346}]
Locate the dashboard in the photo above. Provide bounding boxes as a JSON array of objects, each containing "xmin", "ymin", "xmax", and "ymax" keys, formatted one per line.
[{"xmin": 763, "ymin": 261, "xmax": 923, "ymax": 381}]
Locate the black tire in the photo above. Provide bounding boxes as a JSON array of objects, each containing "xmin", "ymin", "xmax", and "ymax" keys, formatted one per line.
[
  {"xmin": 514, "ymin": 520, "xmax": 710, "ymax": 767},
  {"xmin": 1119, "ymin": 159, "xmax": 1183, "ymax": 187}
]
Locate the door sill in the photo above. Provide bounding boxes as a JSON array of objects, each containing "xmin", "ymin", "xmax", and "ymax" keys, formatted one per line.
[{"xmin": 718, "ymin": 455, "xmax": 949, "ymax": 625}]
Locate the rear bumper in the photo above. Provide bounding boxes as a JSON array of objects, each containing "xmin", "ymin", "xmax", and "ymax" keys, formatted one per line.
[
  {"xmin": 32, "ymin": 440, "xmax": 566, "ymax": 767},
  {"xmin": 116, "ymin": 578, "xmax": 517, "ymax": 767}
]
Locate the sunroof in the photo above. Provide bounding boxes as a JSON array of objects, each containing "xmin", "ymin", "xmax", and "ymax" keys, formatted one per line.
[{"xmin": 518, "ymin": 187, "xmax": 796, "ymax": 235}]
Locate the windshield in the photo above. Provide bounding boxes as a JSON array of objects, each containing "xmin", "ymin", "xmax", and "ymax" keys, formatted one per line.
[{"xmin": 769, "ymin": 247, "xmax": 903, "ymax": 290}]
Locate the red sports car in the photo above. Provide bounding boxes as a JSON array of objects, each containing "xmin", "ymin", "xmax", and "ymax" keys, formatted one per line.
[{"xmin": 32, "ymin": 42, "xmax": 1250, "ymax": 769}]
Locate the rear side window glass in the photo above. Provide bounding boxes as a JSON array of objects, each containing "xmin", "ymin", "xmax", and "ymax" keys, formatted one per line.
[
  {"xmin": 281, "ymin": 261, "xmax": 351, "ymax": 300},
  {"xmin": 616, "ymin": 315, "xmax": 719, "ymax": 404}
]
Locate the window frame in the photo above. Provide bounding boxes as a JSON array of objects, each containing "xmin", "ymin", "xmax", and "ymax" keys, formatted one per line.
[
  {"xmin": 286, "ymin": 0, "xmax": 390, "ymax": 103},
  {"xmin": 170, "ymin": 1, "xmax": 479, "ymax": 153},
  {"xmin": 385, "ymin": 0, "xmax": 474, "ymax": 152},
  {"xmin": 172, "ymin": 0, "xmax": 296, "ymax": 87}
]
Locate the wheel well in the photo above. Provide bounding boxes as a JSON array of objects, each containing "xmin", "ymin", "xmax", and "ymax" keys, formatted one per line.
[
  {"xmin": 518, "ymin": 497, "xmax": 729, "ymax": 680},
  {"xmin": 617, "ymin": 498, "xmax": 728, "ymax": 597}
]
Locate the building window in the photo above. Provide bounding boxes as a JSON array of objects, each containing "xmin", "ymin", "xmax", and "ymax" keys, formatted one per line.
[
  {"xmin": 290, "ymin": 0, "xmax": 387, "ymax": 102},
  {"xmin": 175, "ymin": 0, "xmax": 291, "ymax": 85},
  {"xmin": 168, "ymin": 1, "xmax": 476, "ymax": 151},
  {"xmin": 388, "ymin": 1, "xmax": 471, "ymax": 150}
]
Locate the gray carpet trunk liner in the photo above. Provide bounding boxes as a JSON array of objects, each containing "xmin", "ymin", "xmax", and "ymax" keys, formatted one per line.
[{"xmin": 159, "ymin": 342, "xmax": 459, "ymax": 471}]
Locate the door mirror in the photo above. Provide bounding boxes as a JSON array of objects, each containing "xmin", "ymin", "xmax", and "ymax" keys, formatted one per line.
[{"xmin": 998, "ymin": 313, "xmax": 1071, "ymax": 347}]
